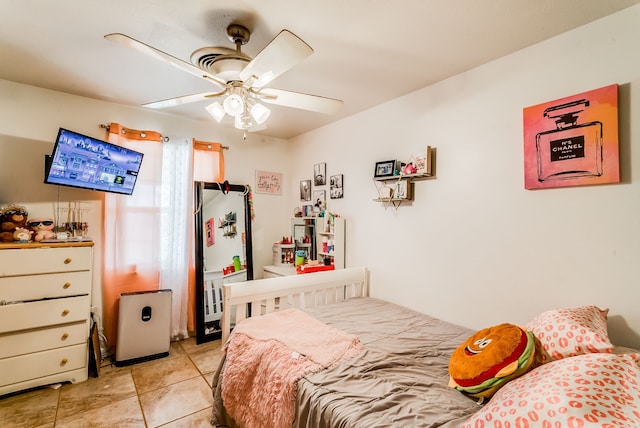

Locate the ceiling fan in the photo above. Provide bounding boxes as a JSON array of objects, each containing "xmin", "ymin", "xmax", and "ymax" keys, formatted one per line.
[{"xmin": 105, "ymin": 24, "xmax": 343, "ymax": 132}]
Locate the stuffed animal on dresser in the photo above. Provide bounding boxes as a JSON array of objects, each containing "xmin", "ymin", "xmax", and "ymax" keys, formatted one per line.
[
  {"xmin": 0, "ymin": 204, "xmax": 29, "ymax": 243},
  {"xmin": 28, "ymin": 218, "xmax": 56, "ymax": 242},
  {"xmin": 13, "ymin": 227, "xmax": 33, "ymax": 243}
]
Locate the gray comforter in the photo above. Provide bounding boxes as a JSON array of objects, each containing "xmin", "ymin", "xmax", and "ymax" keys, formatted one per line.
[{"xmin": 212, "ymin": 297, "xmax": 482, "ymax": 427}]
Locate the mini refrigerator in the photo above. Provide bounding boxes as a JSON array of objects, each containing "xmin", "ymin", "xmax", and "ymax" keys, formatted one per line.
[{"xmin": 115, "ymin": 289, "xmax": 172, "ymax": 366}]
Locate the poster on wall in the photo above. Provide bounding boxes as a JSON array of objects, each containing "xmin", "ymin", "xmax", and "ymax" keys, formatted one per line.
[
  {"xmin": 206, "ymin": 218, "xmax": 215, "ymax": 246},
  {"xmin": 523, "ymin": 84, "xmax": 619, "ymax": 190},
  {"xmin": 255, "ymin": 170, "xmax": 282, "ymax": 194}
]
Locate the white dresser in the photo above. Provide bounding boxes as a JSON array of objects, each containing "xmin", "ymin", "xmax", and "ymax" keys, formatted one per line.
[{"xmin": 0, "ymin": 242, "xmax": 93, "ymax": 396}]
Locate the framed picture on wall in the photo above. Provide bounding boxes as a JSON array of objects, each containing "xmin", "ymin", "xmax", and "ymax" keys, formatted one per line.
[
  {"xmin": 300, "ymin": 179, "xmax": 311, "ymax": 201},
  {"xmin": 313, "ymin": 190, "xmax": 326, "ymax": 208},
  {"xmin": 314, "ymin": 163, "xmax": 326, "ymax": 185},
  {"xmin": 330, "ymin": 174, "xmax": 343, "ymax": 199},
  {"xmin": 523, "ymin": 84, "xmax": 619, "ymax": 190},
  {"xmin": 205, "ymin": 218, "xmax": 215, "ymax": 246}
]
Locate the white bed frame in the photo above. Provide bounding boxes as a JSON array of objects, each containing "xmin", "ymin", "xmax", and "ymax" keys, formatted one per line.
[{"xmin": 221, "ymin": 266, "xmax": 369, "ymax": 343}]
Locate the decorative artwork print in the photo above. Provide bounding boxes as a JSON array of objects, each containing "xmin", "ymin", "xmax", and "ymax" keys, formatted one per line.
[
  {"xmin": 523, "ymin": 84, "xmax": 619, "ymax": 190},
  {"xmin": 300, "ymin": 179, "xmax": 311, "ymax": 201},
  {"xmin": 255, "ymin": 170, "xmax": 282, "ymax": 194},
  {"xmin": 313, "ymin": 189, "xmax": 326, "ymax": 208},
  {"xmin": 330, "ymin": 174, "xmax": 343, "ymax": 199},
  {"xmin": 314, "ymin": 163, "xmax": 326, "ymax": 186},
  {"xmin": 206, "ymin": 218, "xmax": 215, "ymax": 246}
]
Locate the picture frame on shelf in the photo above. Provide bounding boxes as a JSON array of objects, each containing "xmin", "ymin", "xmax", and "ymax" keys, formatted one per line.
[
  {"xmin": 413, "ymin": 146, "xmax": 433, "ymax": 175},
  {"xmin": 393, "ymin": 180, "xmax": 411, "ymax": 200},
  {"xmin": 330, "ymin": 174, "xmax": 343, "ymax": 199},
  {"xmin": 374, "ymin": 160, "xmax": 396, "ymax": 178}
]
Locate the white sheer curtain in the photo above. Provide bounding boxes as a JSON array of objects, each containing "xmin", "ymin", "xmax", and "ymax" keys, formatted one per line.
[
  {"xmin": 159, "ymin": 136, "xmax": 192, "ymax": 340},
  {"xmin": 103, "ymin": 124, "xmax": 194, "ymax": 350}
]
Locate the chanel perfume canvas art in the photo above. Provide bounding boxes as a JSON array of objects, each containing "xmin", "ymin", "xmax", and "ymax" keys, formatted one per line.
[{"xmin": 523, "ymin": 84, "xmax": 619, "ymax": 190}]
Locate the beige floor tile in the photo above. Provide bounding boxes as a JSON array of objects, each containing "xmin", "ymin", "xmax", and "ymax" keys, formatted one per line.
[
  {"xmin": 139, "ymin": 376, "xmax": 212, "ymax": 427},
  {"xmin": 182, "ymin": 340, "xmax": 224, "ymax": 375},
  {"xmin": 54, "ymin": 395, "xmax": 145, "ymax": 428},
  {"xmin": 131, "ymin": 354, "xmax": 201, "ymax": 394},
  {"xmin": 157, "ymin": 407, "xmax": 214, "ymax": 427},
  {"xmin": 0, "ymin": 387, "xmax": 59, "ymax": 428},
  {"xmin": 56, "ymin": 368, "xmax": 137, "ymax": 420}
]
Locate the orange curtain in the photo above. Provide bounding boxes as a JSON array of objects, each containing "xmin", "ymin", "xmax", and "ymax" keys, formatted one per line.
[
  {"xmin": 102, "ymin": 123, "xmax": 164, "ymax": 350},
  {"xmin": 193, "ymin": 140, "xmax": 225, "ymax": 182},
  {"xmin": 188, "ymin": 139, "xmax": 225, "ymax": 331}
]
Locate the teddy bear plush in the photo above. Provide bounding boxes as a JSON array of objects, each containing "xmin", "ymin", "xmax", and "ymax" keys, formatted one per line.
[
  {"xmin": 27, "ymin": 218, "xmax": 56, "ymax": 242},
  {"xmin": 0, "ymin": 204, "xmax": 29, "ymax": 243},
  {"xmin": 13, "ymin": 227, "xmax": 33, "ymax": 243}
]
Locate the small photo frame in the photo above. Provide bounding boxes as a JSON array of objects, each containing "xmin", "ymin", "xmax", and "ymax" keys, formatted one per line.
[
  {"xmin": 313, "ymin": 189, "xmax": 326, "ymax": 207},
  {"xmin": 374, "ymin": 160, "xmax": 396, "ymax": 178},
  {"xmin": 393, "ymin": 180, "xmax": 412, "ymax": 200},
  {"xmin": 314, "ymin": 163, "xmax": 326, "ymax": 186},
  {"xmin": 205, "ymin": 218, "xmax": 215, "ymax": 246},
  {"xmin": 330, "ymin": 174, "xmax": 343, "ymax": 199},
  {"xmin": 300, "ymin": 179, "xmax": 311, "ymax": 201}
]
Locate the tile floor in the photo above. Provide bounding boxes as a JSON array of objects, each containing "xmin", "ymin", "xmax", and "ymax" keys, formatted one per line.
[{"xmin": 0, "ymin": 338, "xmax": 223, "ymax": 427}]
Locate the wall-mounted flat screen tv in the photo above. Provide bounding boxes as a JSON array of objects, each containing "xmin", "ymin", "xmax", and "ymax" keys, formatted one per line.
[{"xmin": 44, "ymin": 128, "xmax": 144, "ymax": 195}]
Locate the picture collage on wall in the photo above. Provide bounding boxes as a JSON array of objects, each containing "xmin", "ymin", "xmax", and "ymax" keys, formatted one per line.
[{"xmin": 300, "ymin": 163, "xmax": 343, "ymax": 215}]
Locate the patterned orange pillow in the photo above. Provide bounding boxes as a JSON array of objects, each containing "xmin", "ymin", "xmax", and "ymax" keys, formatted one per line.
[{"xmin": 526, "ymin": 306, "xmax": 614, "ymax": 363}]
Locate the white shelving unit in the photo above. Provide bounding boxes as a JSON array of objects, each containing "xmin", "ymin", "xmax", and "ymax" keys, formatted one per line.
[{"xmin": 316, "ymin": 215, "xmax": 345, "ymax": 269}]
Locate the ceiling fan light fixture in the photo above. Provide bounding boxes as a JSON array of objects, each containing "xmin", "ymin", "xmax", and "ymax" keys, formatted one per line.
[
  {"xmin": 234, "ymin": 114, "xmax": 252, "ymax": 130},
  {"xmin": 205, "ymin": 101, "xmax": 226, "ymax": 122},
  {"xmin": 223, "ymin": 93, "xmax": 244, "ymax": 116},
  {"xmin": 250, "ymin": 102, "xmax": 271, "ymax": 124}
]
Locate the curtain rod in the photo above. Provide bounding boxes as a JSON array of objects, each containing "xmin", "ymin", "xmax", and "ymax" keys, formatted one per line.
[{"xmin": 99, "ymin": 124, "xmax": 229, "ymax": 149}]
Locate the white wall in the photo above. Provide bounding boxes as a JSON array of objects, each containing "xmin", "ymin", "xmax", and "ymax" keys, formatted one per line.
[
  {"xmin": 0, "ymin": 80, "xmax": 294, "ymax": 319},
  {"xmin": 290, "ymin": 5, "xmax": 640, "ymax": 348}
]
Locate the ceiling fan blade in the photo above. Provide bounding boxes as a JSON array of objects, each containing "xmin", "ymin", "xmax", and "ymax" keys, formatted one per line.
[
  {"xmin": 104, "ymin": 33, "xmax": 227, "ymax": 90},
  {"xmin": 258, "ymin": 88, "xmax": 343, "ymax": 115},
  {"xmin": 239, "ymin": 30, "xmax": 313, "ymax": 88},
  {"xmin": 142, "ymin": 90, "xmax": 227, "ymax": 109}
]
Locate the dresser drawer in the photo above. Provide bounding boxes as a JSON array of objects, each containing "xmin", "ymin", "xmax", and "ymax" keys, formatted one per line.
[
  {"xmin": 0, "ymin": 343, "xmax": 87, "ymax": 386},
  {"xmin": 0, "ymin": 247, "xmax": 92, "ymax": 277},
  {"xmin": 0, "ymin": 271, "xmax": 91, "ymax": 303},
  {"xmin": 0, "ymin": 295, "xmax": 90, "ymax": 334},
  {"xmin": 0, "ymin": 321, "xmax": 88, "ymax": 359}
]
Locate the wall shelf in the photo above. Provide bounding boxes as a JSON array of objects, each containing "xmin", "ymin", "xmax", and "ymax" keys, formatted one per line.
[{"xmin": 372, "ymin": 146, "xmax": 435, "ymax": 210}]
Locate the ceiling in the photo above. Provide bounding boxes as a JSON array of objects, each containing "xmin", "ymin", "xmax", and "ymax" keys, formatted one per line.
[{"xmin": 2, "ymin": 0, "xmax": 639, "ymax": 140}]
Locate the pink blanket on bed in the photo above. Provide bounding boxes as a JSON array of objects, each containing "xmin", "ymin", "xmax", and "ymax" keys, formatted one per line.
[{"xmin": 221, "ymin": 308, "xmax": 363, "ymax": 428}]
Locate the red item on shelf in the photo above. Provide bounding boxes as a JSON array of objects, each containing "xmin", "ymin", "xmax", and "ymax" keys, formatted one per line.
[{"xmin": 296, "ymin": 264, "xmax": 335, "ymax": 274}]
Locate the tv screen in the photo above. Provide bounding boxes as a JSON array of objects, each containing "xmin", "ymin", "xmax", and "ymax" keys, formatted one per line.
[{"xmin": 44, "ymin": 128, "xmax": 144, "ymax": 195}]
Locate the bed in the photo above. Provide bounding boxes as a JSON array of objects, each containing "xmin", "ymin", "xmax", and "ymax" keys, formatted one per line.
[{"xmin": 212, "ymin": 267, "xmax": 640, "ymax": 428}]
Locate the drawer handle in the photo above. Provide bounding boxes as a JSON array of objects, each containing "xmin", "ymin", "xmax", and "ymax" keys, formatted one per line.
[
  {"xmin": 61, "ymin": 333, "xmax": 69, "ymax": 340},
  {"xmin": 61, "ymin": 309, "xmax": 70, "ymax": 316},
  {"xmin": 64, "ymin": 258, "xmax": 72, "ymax": 264},
  {"xmin": 63, "ymin": 282, "xmax": 71, "ymax": 289},
  {"xmin": 60, "ymin": 358, "xmax": 68, "ymax": 366}
]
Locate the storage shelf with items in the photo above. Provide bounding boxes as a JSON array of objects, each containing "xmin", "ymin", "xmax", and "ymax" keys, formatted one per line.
[
  {"xmin": 316, "ymin": 213, "xmax": 345, "ymax": 269},
  {"xmin": 373, "ymin": 146, "xmax": 435, "ymax": 210},
  {"xmin": 292, "ymin": 217, "xmax": 316, "ymax": 261},
  {"xmin": 218, "ymin": 211, "xmax": 237, "ymax": 237}
]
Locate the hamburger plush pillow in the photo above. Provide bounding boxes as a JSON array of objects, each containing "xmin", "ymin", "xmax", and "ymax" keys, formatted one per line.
[{"xmin": 448, "ymin": 323, "xmax": 537, "ymax": 400}]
